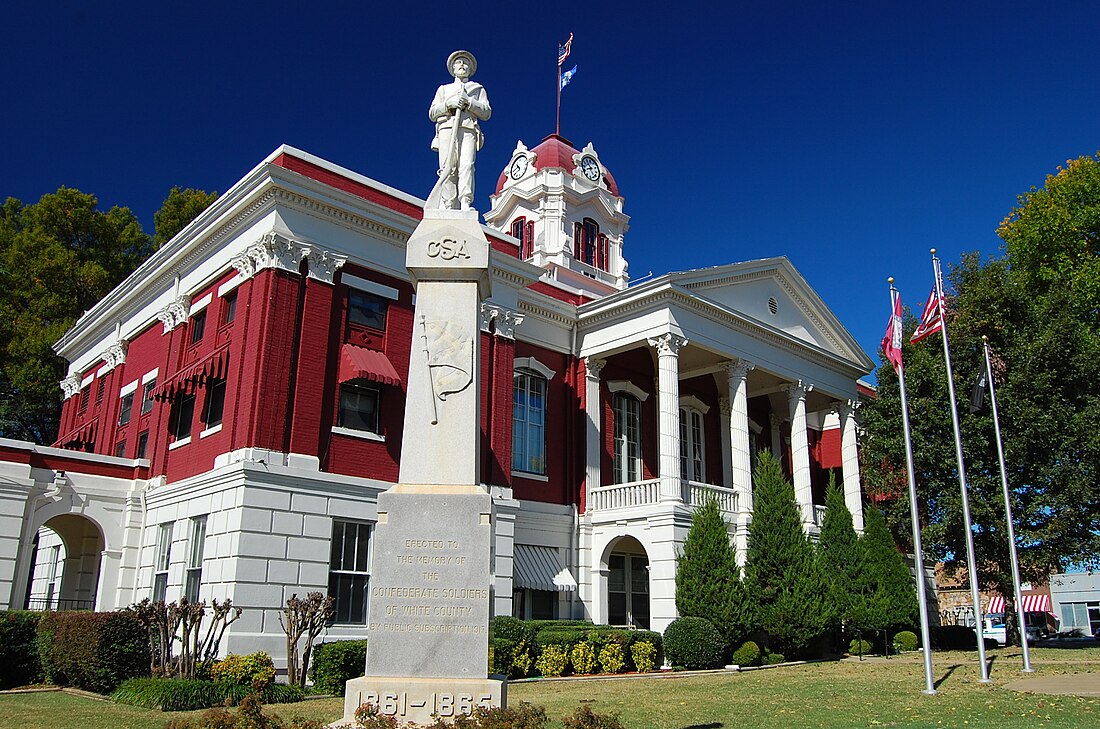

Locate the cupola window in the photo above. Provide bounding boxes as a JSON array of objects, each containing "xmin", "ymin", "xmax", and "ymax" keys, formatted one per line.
[{"xmin": 574, "ymin": 218, "xmax": 607, "ymax": 269}]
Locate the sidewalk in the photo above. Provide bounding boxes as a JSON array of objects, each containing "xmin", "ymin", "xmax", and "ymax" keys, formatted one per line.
[{"xmin": 1003, "ymin": 673, "xmax": 1100, "ymax": 697}]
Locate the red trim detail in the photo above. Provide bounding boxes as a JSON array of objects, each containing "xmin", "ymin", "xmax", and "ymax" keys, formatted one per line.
[
  {"xmin": 154, "ymin": 344, "xmax": 231, "ymax": 402},
  {"xmin": 273, "ymin": 154, "xmax": 424, "ymax": 220}
]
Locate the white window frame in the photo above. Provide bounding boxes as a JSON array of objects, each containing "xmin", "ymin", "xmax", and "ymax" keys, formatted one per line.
[
  {"xmin": 512, "ymin": 358, "xmax": 556, "ymax": 477},
  {"xmin": 153, "ymin": 523, "xmax": 172, "ymax": 603},
  {"xmin": 613, "ymin": 392, "xmax": 642, "ymax": 484},
  {"xmin": 329, "ymin": 520, "xmax": 372, "ymax": 625},
  {"xmin": 184, "ymin": 516, "xmax": 207, "ymax": 603}
]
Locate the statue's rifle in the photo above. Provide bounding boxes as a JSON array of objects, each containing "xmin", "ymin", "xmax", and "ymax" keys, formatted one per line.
[
  {"xmin": 420, "ymin": 315, "xmax": 439, "ymax": 425},
  {"xmin": 426, "ymin": 89, "xmax": 466, "ymax": 210}
]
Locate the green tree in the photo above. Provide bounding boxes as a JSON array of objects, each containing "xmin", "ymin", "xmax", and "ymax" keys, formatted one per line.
[
  {"xmin": 856, "ymin": 507, "xmax": 918, "ymax": 647},
  {"xmin": 0, "ymin": 188, "xmax": 151, "ymax": 442},
  {"xmin": 816, "ymin": 475, "xmax": 865, "ymax": 639},
  {"xmin": 743, "ymin": 450, "xmax": 834, "ymax": 657},
  {"xmin": 152, "ymin": 186, "xmax": 217, "ymax": 249},
  {"xmin": 675, "ymin": 498, "xmax": 749, "ymax": 649}
]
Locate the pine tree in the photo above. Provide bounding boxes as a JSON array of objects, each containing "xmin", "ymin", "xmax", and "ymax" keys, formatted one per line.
[
  {"xmin": 675, "ymin": 498, "xmax": 749, "ymax": 648},
  {"xmin": 857, "ymin": 507, "xmax": 919, "ymax": 643},
  {"xmin": 743, "ymin": 451, "xmax": 835, "ymax": 657},
  {"xmin": 816, "ymin": 475, "xmax": 865, "ymax": 636}
]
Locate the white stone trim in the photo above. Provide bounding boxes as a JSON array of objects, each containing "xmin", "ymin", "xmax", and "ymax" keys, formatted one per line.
[
  {"xmin": 513, "ymin": 357, "xmax": 556, "ymax": 381},
  {"xmin": 199, "ymin": 424, "xmax": 223, "ymax": 439},
  {"xmin": 168, "ymin": 437, "xmax": 191, "ymax": 451},
  {"xmin": 331, "ymin": 425, "xmax": 385, "ymax": 442},
  {"xmin": 341, "ymin": 273, "xmax": 399, "ymax": 301},
  {"xmin": 217, "ymin": 274, "xmax": 245, "ymax": 297},
  {"xmin": 512, "ymin": 471, "xmax": 549, "ymax": 482},
  {"xmin": 142, "ymin": 368, "xmax": 160, "ymax": 385},
  {"xmin": 119, "ymin": 379, "xmax": 139, "ymax": 398},
  {"xmin": 678, "ymin": 395, "xmax": 710, "ymax": 415},
  {"xmin": 188, "ymin": 293, "xmax": 213, "ymax": 315},
  {"xmin": 80, "ymin": 373, "xmax": 95, "ymax": 388},
  {"xmin": 607, "ymin": 380, "xmax": 649, "ymax": 402}
]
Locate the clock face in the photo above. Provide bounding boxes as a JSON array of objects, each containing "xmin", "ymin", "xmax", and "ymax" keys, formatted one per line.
[
  {"xmin": 509, "ymin": 155, "xmax": 528, "ymax": 180},
  {"xmin": 580, "ymin": 156, "xmax": 601, "ymax": 182}
]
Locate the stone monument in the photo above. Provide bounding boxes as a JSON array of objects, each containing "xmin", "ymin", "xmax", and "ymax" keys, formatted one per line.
[{"xmin": 337, "ymin": 51, "xmax": 504, "ymax": 726}]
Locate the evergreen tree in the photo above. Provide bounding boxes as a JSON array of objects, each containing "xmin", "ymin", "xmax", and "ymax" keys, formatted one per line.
[
  {"xmin": 816, "ymin": 475, "xmax": 865, "ymax": 636},
  {"xmin": 743, "ymin": 450, "xmax": 834, "ymax": 657},
  {"xmin": 675, "ymin": 498, "xmax": 749, "ymax": 648},
  {"xmin": 857, "ymin": 507, "xmax": 919, "ymax": 643}
]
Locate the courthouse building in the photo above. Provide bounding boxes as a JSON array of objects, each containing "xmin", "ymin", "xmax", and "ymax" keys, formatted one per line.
[{"xmin": 0, "ymin": 135, "xmax": 874, "ymax": 661}]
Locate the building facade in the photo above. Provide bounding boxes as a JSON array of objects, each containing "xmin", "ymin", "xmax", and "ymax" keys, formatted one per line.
[{"xmin": 0, "ymin": 136, "xmax": 874, "ymax": 663}]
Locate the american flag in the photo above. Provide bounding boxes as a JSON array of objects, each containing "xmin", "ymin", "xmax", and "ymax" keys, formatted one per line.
[
  {"xmin": 558, "ymin": 33, "xmax": 573, "ymax": 66},
  {"xmin": 910, "ymin": 287, "xmax": 944, "ymax": 344}
]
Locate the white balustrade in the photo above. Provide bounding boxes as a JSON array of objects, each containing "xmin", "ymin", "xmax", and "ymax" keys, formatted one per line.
[
  {"xmin": 683, "ymin": 481, "xmax": 738, "ymax": 514},
  {"xmin": 587, "ymin": 479, "xmax": 661, "ymax": 511},
  {"xmin": 814, "ymin": 504, "xmax": 828, "ymax": 526}
]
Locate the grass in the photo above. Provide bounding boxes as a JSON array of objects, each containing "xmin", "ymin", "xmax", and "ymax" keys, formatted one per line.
[{"xmin": 0, "ymin": 646, "xmax": 1097, "ymax": 729}]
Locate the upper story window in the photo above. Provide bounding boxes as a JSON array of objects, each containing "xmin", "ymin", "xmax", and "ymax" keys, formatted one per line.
[
  {"xmin": 613, "ymin": 392, "xmax": 642, "ymax": 483},
  {"xmin": 679, "ymin": 407, "xmax": 706, "ymax": 481},
  {"xmin": 95, "ymin": 378, "xmax": 105, "ymax": 406},
  {"xmin": 221, "ymin": 293, "xmax": 237, "ymax": 326},
  {"xmin": 141, "ymin": 379, "xmax": 157, "ymax": 415},
  {"xmin": 348, "ymin": 290, "xmax": 388, "ymax": 330},
  {"xmin": 574, "ymin": 218, "xmax": 610, "ymax": 270},
  {"xmin": 136, "ymin": 430, "xmax": 149, "ymax": 459},
  {"xmin": 202, "ymin": 378, "xmax": 226, "ymax": 429},
  {"xmin": 118, "ymin": 393, "xmax": 134, "ymax": 426},
  {"xmin": 512, "ymin": 369, "xmax": 547, "ymax": 475},
  {"xmin": 511, "ymin": 217, "xmax": 535, "ymax": 259},
  {"xmin": 78, "ymin": 387, "xmax": 89, "ymax": 415},
  {"xmin": 169, "ymin": 393, "xmax": 196, "ymax": 441},
  {"xmin": 339, "ymin": 380, "xmax": 380, "ymax": 434},
  {"xmin": 190, "ymin": 310, "xmax": 206, "ymax": 344}
]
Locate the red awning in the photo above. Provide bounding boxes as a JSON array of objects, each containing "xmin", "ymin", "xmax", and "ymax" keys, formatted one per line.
[
  {"xmin": 988, "ymin": 594, "xmax": 1051, "ymax": 614},
  {"xmin": 155, "ymin": 345, "xmax": 231, "ymax": 402},
  {"xmin": 339, "ymin": 343, "xmax": 401, "ymax": 386}
]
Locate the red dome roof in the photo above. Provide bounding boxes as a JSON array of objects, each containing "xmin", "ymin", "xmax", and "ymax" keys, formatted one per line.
[{"xmin": 495, "ymin": 134, "xmax": 619, "ymax": 196}]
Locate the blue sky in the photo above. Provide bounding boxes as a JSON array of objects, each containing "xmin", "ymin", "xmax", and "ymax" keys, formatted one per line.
[{"xmin": 4, "ymin": 2, "xmax": 1098, "ymax": 379}]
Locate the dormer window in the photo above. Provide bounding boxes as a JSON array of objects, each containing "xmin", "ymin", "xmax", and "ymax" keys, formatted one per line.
[
  {"xmin": 574, "ymin": 218, "xmax": 609, "ymax": 270},
  {"xmin": 510, "ymin": 217, "xmax": 535, "ymax": 259}
]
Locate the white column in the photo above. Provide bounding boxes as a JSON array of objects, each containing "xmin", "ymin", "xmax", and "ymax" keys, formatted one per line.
[
  {"xmin": 769, "ymin": 412, "xmax": 784, "ymax": 461},
  {"xmin": 648, "ymin": 334, "xmax": 688, "ymax": 502},
  {"xmin": 724, "ymin": 360, "xmax": 754, "ymax": 562},
  {"xmin": 584, "ymin": 358, "xmax": 606, "ymax": 495},
  {"xmin": 838, "ymin": 399, "xmax": 865, "ymax": 532},
  {"xmin": 787, "ymin": 381, "xmax": 815, "ymax": 528}
]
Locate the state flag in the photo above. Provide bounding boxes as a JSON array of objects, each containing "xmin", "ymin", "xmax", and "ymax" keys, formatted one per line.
[{"xmin": 882, "ymin": 290, "xmax": 904, "ymax": 374}]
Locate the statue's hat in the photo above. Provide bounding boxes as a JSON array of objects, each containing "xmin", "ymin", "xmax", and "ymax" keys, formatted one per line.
[{"xmin": 447, "ymin": 50, "xmax": 477, "ymax": 77}]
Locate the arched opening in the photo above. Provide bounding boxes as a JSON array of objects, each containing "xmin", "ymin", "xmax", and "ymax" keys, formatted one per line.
[
  {"xmin": 604, "ymin": 535, "xmax": 650, "ymax": 629},
  {"xmin": 25, "ymin": 515, "xmax": 103, "ymax": 611}
]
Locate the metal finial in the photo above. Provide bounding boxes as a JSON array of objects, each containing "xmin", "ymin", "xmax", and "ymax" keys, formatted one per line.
[
  {"xmin": 887, "ymin": 276, "xmax": 895, "ymax": 284},
  {"xmin": 930, "ymin": 247, "xmax": 937, "ymax": 255},
  {"xmin": 982, "ymin": 335, "xmax": 989, "ymax": 342}
]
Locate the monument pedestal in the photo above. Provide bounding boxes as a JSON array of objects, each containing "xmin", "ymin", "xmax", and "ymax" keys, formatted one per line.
[{"xmin": 334, "ymin": 210, "xmax": 503, "ymax": 726}]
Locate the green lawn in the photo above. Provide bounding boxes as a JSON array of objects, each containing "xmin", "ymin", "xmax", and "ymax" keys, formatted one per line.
[{"xmin": 1, "ymin": 647, "xmax": 1097, "ymax": 729}]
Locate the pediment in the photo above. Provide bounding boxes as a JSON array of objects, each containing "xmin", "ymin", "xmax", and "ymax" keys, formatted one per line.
[{"xmin": 672, "ymin": 258, "xmax": 872, "ymax": 368}]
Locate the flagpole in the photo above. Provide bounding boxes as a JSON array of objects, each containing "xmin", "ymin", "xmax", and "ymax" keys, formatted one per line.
[
  {"xmin": 931, "ymin": 249, "xmax": 991, "ymax": 683},
  {"xmin": 890, "ymin": 279, "xmax": 937, "ymax": 695},
  {"xmin": 983, "ymin": 335, "xmax": 1034, "ymax": 673},
  {"xmin": 556, "ymin": 59, "xmax": 562, "ymax": 136}
]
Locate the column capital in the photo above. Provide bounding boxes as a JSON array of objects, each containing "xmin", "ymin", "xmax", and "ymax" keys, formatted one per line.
[
  {"xmin": 648, "ymin": 333, "xmax": 688, "ymax": 357},
  {"xmin": 156, "ymin": 295, "xmax": 191, "ymax": 333},
  {"xmin": 721, "ymin": 358, "xmax": 754, "ymax": 381},
  {"xmin": 769, "ymin": 412, "xmax": 785, "ymax": 428},
  {"xmin": 98, "ymin": 339, "xmax": 129, "ymax": 372},
  {"xmin": 834, "ymin": 398, "xmax": 859, "ymax": 418},
  {"xmin": 584, "ymin": 356, "xmax": 606, "ymax": 380},
  {"xmin": 305, "ymin": 247, "xmax": 347, "ymax": 284},
  {"xmin": 59, "ymin": 375, "xmax": 82, "ymax": 400},
  {"xmin": 479, "ymin": 304, "xmax": 524, "ymax": 339},
  {"xmin": 786, "ymin": 380, "xmax": 814, "ymax": 403},
  {"xmin": 232, "ymin": 231, "xmax": 309, "ymax": 280}
]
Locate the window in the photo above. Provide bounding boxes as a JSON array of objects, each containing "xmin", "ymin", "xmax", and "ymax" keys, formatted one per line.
[
  {"xmin": 136, "ymin": 430, "xmax": 149, "ymax": 459},
  {"xmin": 185, "ymin": 516, "xmax": 207, "ymax": 603},
  {"xmin": 202, "ymin": 378, "xmax": 226, "ymax": 428},
  {"xmin": 512, "ymin": 370, "xmax": 547, "ymax": 474},
  {"xmin": 348, "ymin": 290, "xmax": 388, "ymax": 330},
  {"xmin": 511, "ymin": 218, "xmax": 536, "ymax": 259},
  {"xmin": 613, "ymin": 392, "xmax": 642, "ymax": 483},
  {"xmin": 118, "ymin": 393, "xmax": 134, "ymax": 426},
  {"xmin": 95, "ymin": 378, "xmax": 105, "ymax": 405},
  {"xmin": 190, "ymin": 310, "xmax": 206, "ymax": 344},
  {"xmin": 679, "ymin": 407, "xmax": 706, "ymax": 481},
  {"xmin": 153, "ymin": 523, "xmax": 172, "ymax": 603},
  {"xmin": 608, "ymin": 553, "xmax": 649, "ymax": 629},
  {"xmin": 338, "ymin": 381, "xmax": 380, "ymax": 433},
  {"xmin": 329, "ymin": 520, "xmax": 370, "ymax": 624},
  {"xmin": 141, "ymin": 379, "xmax": 157, "ymax": 414},
  {"xmin": 170, "ymin": 393, "xmax": 196, "ymax": 440},
  {"xmin": 221, "ymin": 293, "xmax": 237, "ymax": 325},
  {"xmin": 115, "ymin": 441, "xmax": 126, "ymax": 458},
  {"xmin": 78, "ymin": 388, "xmax": 89, "ymax": 414},
  {"xmin": 574, "ymin": 218, "xmax": 600, "ymax": 267}
]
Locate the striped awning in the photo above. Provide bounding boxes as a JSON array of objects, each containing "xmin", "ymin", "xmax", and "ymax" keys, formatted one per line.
[
  {"xmin": 154, "ymin": 344, "xmax": 230, "ymax": 402},
  {"xmin": 513, "ymin": 545, "xmax": 577, "ymax": 592},
  {"xmin": 338, "ymin": 343, "xmax": 401, "ymax": 386},
  {"xmin": 988, "ymin": 594, "xmax": 1052, "ymax": 614}
]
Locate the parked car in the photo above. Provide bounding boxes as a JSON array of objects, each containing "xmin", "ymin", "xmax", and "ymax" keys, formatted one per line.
[{"xmin": 975, "ymin": 617, "xmax": 1006, "ymax": 646}]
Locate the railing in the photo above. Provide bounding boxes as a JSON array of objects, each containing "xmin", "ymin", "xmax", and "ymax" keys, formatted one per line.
[
  {"xmin": 683, "ymin": 481, "xmax": 738, "ymax": 513},
  {"xmin": 588, "ymin": 479, "xmax": 661, "ymax": 511},
  {"xmin": 24, "ymin": 597, "xmax": 95, "ymax": 612},
  {"xmin": 813, "ymin": 505, "xmax": 827, "ymax": 526}
]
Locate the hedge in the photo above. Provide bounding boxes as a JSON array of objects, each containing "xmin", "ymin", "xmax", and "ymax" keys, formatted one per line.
[
  {"xmin": 0, "ymin": 610, "xmax": 44, "ymax": 689},
  {"xmin": 112, "ymin": 677, "xmax": 303, "ymax": 711},
  {"xmin": 37, "ymin": 610, "xmax": 150, "ymax": 694},
  {"xmin": 486, "ymin": 619, "xmax": 663, "ymax": 677},
  {"xmin": 310, "ymin": 640, "xmax": 368, "ymax": 695}
]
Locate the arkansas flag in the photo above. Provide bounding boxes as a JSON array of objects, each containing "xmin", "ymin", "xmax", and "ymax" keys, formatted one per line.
[
  {"xmin": 910, "ymin": 288, "xmax": 944, "ymax": 344},
  {"xmin": 882, "ymin": 291, "xmax": 904, "ymax": 374}
]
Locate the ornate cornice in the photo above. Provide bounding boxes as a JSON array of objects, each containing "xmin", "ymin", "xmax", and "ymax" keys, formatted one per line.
[{"xmin": 156, "ymin": 295, "xmax": 191, "ymax": 333}]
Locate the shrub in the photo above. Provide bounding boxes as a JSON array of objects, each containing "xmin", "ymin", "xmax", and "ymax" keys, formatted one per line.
[
  {"xmin": 535, "ymin": 644, "xmax": 569, "ymax": 677},
  {"xmin": 310, "ymin": 640, "xmax": 367, "ymax": 696},
  {"xmin": 561, "ymin": 704, "xmax": 625, "ymax": 729},
  {"xmin": 731, "ymin": 640, "xmax": 761, "ymax": 666},
  {"xmin": 894, "ymin": 630, "xmax": 919, "ymax": 652},
  {"xmin": 209, "ymin": 651, "xmax": 276, "ymax": 689},
  {"xmin": 663, "ymin": 616, "xmax": 723, "ymax": 670},
  {"xmin": 112, "ymin": 676, "xmax": 302, "ymax": 711},
  {"xmin": 570, "ymin": 642, "xmax": 597, "ymax": 674},
  {"xmin": 0, "ymin": 610, "xmax": 44, "ymax": 689},
  {"xmin": 355, "ymin": 703, "xmax": 400, "ymax": 729},
  {"xmin": 468, "ymin": 702, "xmax": 548, "ymax": 729},
  {"xmin": 489, "ymin": 638, "xmax": 515, "ymax": 677},
  {"xmin": 597, "ymin": 643, "xmax": 625, "ymax": 673},
  {"xmin": 510, "ymin": 640, "xmax": 535, "ymax": 679},
  {"xmin": 535, "ymin": 628, "xmax": 587, "ymax": 650},
  {"xmin": 489, "ymin": 616, "xmax": 532, "ymax": 643},
  {"xmin": 763, "ymin": 652, "xmax": 785, "ymax": 665},
  {"xmin": 631, "ymin": 641, "xmax": 658, "ymax": 672},
  {"xmin": 37, "ymin": 610, "xmax": 149, "ymax": 693},
  {"xmin": 848, "ymin": 638, "xmax": 873, "ymax": 655},
  {"xmin": 930, "ymin": 625, "xmax": 978, "ymax": 650}
]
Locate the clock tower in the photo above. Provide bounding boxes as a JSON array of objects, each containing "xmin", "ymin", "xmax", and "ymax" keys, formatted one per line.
[{"xmin": 485, "ymin": 134, "xmax": 630, "ymax": 296}]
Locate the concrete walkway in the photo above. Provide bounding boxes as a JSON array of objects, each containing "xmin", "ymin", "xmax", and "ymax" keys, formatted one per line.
[{"xmin": 1003, "ymin": 673, "xmax": 1100, "ymax": 697}]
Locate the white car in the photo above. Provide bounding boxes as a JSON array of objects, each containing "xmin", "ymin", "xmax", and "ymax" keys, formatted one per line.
[{"xmin": 976, "ymin": 618, "xmax": 1007, "ymax": 646}]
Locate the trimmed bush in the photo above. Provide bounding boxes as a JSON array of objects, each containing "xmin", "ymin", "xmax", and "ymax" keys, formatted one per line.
[
  {"xmin": 209, "ymin": 651, "xmax": 276, "ymax": 689},
  {"xmin": 535, "ymin": 644, "xmax": 569, "ymax": 677},
  {"xmin": 731, "ymin": 640, "xmax": 761, "ymax": 667},
  {"xmin": 535, "ymin": 628, "xmax": 587, "ymax": 650},
  {"xmin": 848, "ymin": 638, "xmax": 873, "ymax": 655},
  {"xmin": 597, "ymin": 643, "xmax": 626, "ymax": 673},
  {"xmin": 490, "ymin": 616, "xmax": 534, "ymax": 643},
  {"xmin": 561, "ymin": 704, "xmax": 625, "ymax": 729},
  {"xmin": 930, "ymin": 625, "xmax": 978, "ymax": 650},
  {"xmin": 570, "ymin": 642, "xmax": 597, "ymax": 674},
  {"xmin": 663, "ymin": 616, "xmax": 723, "ymax": 670},
  {"xmin": 489, "ymin": 638, "xmax": 515, "ymax": 677},
  {"xmin": 0, "ymin": 610, "xmax": 44, "ymax": 689},
  {"xmin": 631, "ymin": 641, "xmax": 658, "ymax": 673},
  {"xmin": 894, "ymin": 630, "xmax": 919, "ymax": 652},
  {"xmin": 37, "ymin": 610, "xmax": 150, "ymax": 693},
  {"xmin": 112, "ymin": 676, "xmax": 302, "ymax": 711},
  {"xmin": 763, "ymin": 652, "xmax": 785, "ymax": 665},
  {"xmin": 310, "ymin": 640, "xmax": 367, "ymax": 696}
]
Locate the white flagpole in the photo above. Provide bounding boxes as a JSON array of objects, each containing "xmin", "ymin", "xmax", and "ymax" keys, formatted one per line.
[
  {"xmin": 890, "ymin": 279, "xmax": 937, "ymax": 695},
  {"xmin": 983, "ymin": 335, "xmax": 1034, "ymax": 672},
  {"xmin": 931, "ymin": 249, "xmax": 991, "ymax": 683}
]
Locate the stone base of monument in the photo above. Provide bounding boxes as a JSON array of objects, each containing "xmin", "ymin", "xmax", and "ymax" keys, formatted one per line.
[{"xmin": 332, "ymin": 486, "xmax": 504, "ymax": 726}]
